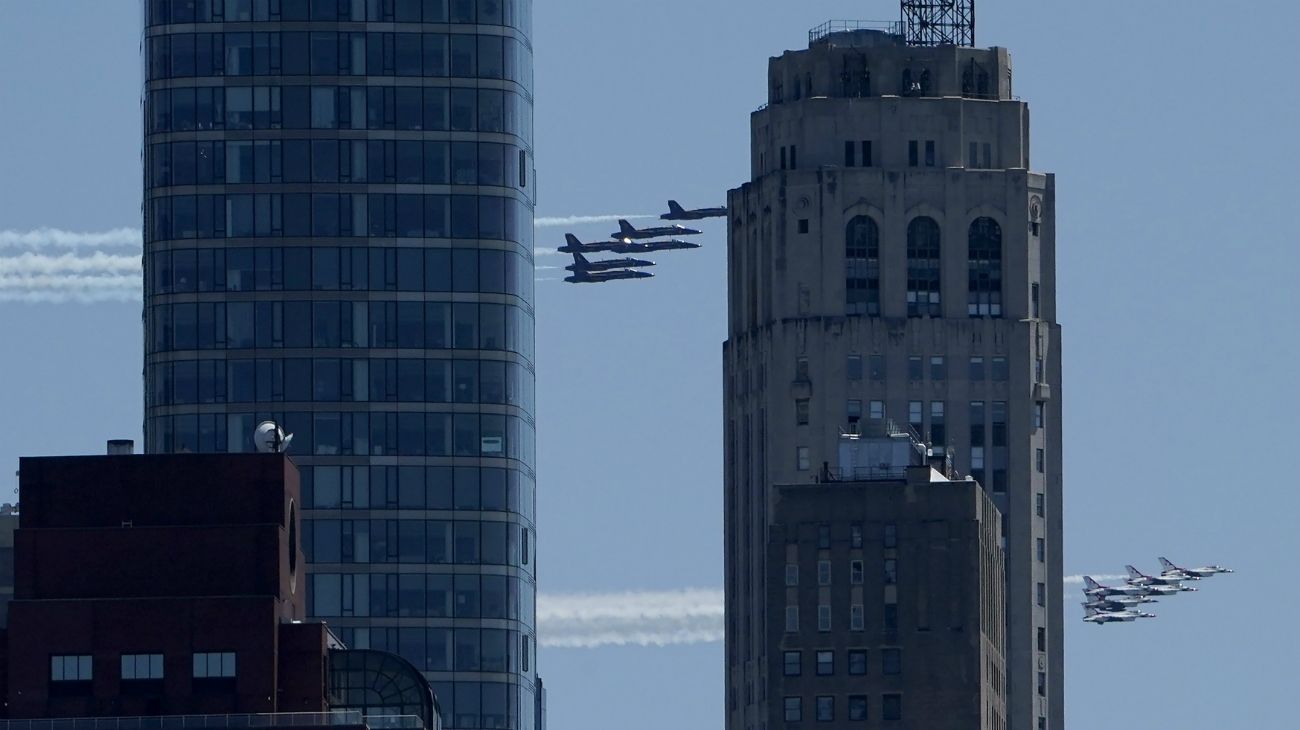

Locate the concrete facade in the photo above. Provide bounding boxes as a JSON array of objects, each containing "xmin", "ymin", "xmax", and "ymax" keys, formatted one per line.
[
  {"xmin": 723, "ymin": 29, "xmax": 1063, "ymax": 730},
  {"xmin": 765, "ymin": 429, "xmax": 1006, "ymax": 730}
]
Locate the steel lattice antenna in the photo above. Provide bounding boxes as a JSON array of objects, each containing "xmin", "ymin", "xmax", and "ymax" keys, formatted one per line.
[{"xmin": 901, "ymin": 0, "xmax": 975, "ymax": 47}]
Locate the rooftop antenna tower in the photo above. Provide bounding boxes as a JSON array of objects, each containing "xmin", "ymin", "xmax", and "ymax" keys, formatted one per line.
[{"xmin": 901, "ymin": 0, "xmax": 975, "ymax": 47}]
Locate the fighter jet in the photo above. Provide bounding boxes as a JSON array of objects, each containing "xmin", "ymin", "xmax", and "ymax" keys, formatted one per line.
[
  {"xmin": 564, "ymin": 267, "xmax": 654, "ymax": 284},
  {"xmin": 1083, "ymin": 595, "xmax": 1157, "ymax": 612},
  {"xmin": 611, "ymin": 218, "xmax": 701, "ymax": 241},
  {"xmin": 1126, "ymin": 565, "xmax": 1197, "ymax": 592},
  {"xmin": 1082, "ymin": 576, "xmax": 1155, "ymax": 598},
  {"xmin": 1159, "ymin": 557, "xmax": 1234, "ymax": 579},
  {"xmin": 558, "ymin": 233, "xmax": 700, "ymax": 256},
  {"xmin": 557, "ymin": 233, "xmax": 626, "ymax": 255},
  {"xmin": 565, "ymin": 251, "xmax": 654, "ymax": 273},
  {"xmin": 1083, "ymin": 606, "xmax": 1156, "ymax": 625},
  {"xmin": 660, "ymin": 200, "xmax": 727, "ymax": 221}
]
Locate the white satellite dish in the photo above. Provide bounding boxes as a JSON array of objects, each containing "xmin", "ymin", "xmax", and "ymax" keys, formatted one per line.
[{"xmin": 254, "ymin": 421, "xmax": 294, "ymax": 454}]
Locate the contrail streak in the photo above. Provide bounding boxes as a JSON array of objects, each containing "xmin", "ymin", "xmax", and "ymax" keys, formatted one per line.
[
  {"xmin": 0, "ymin": 227, "xmax": 142, "ymax": 249},
  {"xmin": 0, "ymin": 273, "xmax": 140, "ymax": 290},
  {"xmin": 0, "ymin": 252, "xmax": 141, "ymax": 276},
  {"xmin": 538, "ymin": 588, "xmax": 724, "ymax": 649},
  {"xmin": 534, "ymin": 214, "xmax": 655, "ymax": 228},
  {"xmin": 1063, "ymin": 574, "xmax": 1129, "ymax": 585},
  {"xmin": 533, "ymin": 247, "xmax": 560, "ymax": 256},
  {"xmin": 0, "ymin": 288, "xmax": 140, "ymax": 304}
]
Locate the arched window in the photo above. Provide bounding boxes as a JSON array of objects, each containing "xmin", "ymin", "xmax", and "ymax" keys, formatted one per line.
[
  {"xmin": 968, "ymin": 217, "xmax": 1003, "ymax": 317},
  {"xmin": 846, "ymin": 216, "xmax": 880, "ymax": 316},
  {"xmin": 906, "ymin": 217, "xmax": 942, "ymax": 317}
]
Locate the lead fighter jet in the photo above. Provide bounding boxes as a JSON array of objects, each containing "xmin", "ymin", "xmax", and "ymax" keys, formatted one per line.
[
  {"xmin": 558, "ymin": 233, "xmax": 700, "ymax": 255},
  {"xmin": 1126, "ymin": 565, "xmax": 1197, "ymax": 592},
  {"xmin": 612, "ymin": 219, "xmax": 701, "ymax": 241},
  {"xmin": 1159, "ymin": 557, "xmax": 1234, "ymax": 579},
  {"xmin": 565, "ymin": 251, "xmax": 654, "ymax": 273},
  {"xmin": 1082, "ymin": 576, "xmax": 1155, "ymax": 598},
  {"xmin": 660, "ymin": 200, "xmax": 727, "ymax": 221}
]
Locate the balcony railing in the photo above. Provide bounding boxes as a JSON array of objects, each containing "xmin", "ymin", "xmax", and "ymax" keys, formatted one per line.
[
  {"xmin": 0, "ymin": 712, "xmax": 420, "ymax": 730},
  {"xmin": 809, "ymin": 20, "xmax": 905, "ymax": 46}
]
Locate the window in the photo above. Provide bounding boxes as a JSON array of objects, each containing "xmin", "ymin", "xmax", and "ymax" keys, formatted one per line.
[
  {"xmin": 848, "ymin": 650, "xmax": 868, "ymax": 675},
  {"xmin": 882, "ymin": 648, "xmax": 901, "ymax": 675},
  {"xmin": 930, "ymin": 402, "xmax": 946, "ymax": 449},
  {"xmin": 908, "ymin": 140, "xmax": 919, "ymax": 167},
  {"xmin": 1037, "ymin": 538, "xmax": 1046, "ymax": 563},
  {"xmin": 850, "ymin": 523, "xmax": 863, "ymax": 547},
  {"xmin": 193, "ymin": 652, "xmax": 236, "ymax": 678},
  {"xmin": 991, "ymin": 356, "xmax": 1009, "ymax": 381},
  {"xmin": 845, "ymin": 140, "xmax": 856, "ymax": 167},
  {"xmin": 1039, "ymin": 719, "xmax": 1047, "ymax": 730},
  {"xmin": 908, "ymin": 401, "xmax": 923, "ymax": 436},
  {"xmin": 1037, "ymin": 626, "xmax": 1047, "ymax": 652},
  {"xmin": 906, "ymin": 217, "xmax": 941, "ymax": 317},
  {"xmin": 907, "ymin": 356, "xmax": 923, "ymax": 380},
  {"xmin": 780, "ymin": 146, "xmax": 787, "ymax": 170},
  {"xmin": 1036, "ymin": 582, "xmax": 1046, "ymax": 607},
  {"xmin": 968, "ymin": 217, "xmax": 1003, "ymax": 317},
  {"xmin": 847, "ymin": 399, "xmax": 862, "ymax": 423},
  {"xmin": 796, "ymin": 398, "xmax": 810, "ymax": 425},
  {"xmin": 796, "ymin": 356, "xmax": 810, "ymax": 380},
  {"xmin": 817, "ymin": 524, "xmax": 831, "ymax": 549},
  {"xmin": 869, "ymin": 354, "xmax": 885, "ymax": 380},
  {"xmin": 850, "ymin": 560, "xmax": 864, "ymax": 584},
  {"xmin": 1036, "ymin": 448, "xmax": 1045, "ymax": 473},
  {"xmin": 51, "ymin": 655, "xmax": 92, "ymax": 681},
  {"xmin": 845, "ymin": 216, "xmax": 880, "ymax": 316},
  {"xmin": 786, "ymin": 564, "xmax": 799, "ymax": 586},
  {"xmin": 816, "ymin": 696, "xmax": 834, "ymax": 722},
  {"xmin": 929, "ymin": 356, "xmax": 946, "ymax": 380},
  {"xmin": 869, "ymin": 400, "xmax": 885, "ymax": 420},
  {"xmin": 784, "ymin": 697, "xmax": 802, "ymax": 723},
  {"xmin": 968, "ymin": 141, "xmax": 979, "ymax": 168},
  {"xmin": 798, "ymin": 219, "xmax": 809, "ymax": 234},
  {"xmin": 1038, "ymin": 671, "xmax": 1047, "ymax": 697},
  {"xmin": 1036, "ymin": 492, "xmax": 1045, "ymax": 517},
  {"xmin": 924, "ymin": 140, "xmax": 936, "ymax": 167},
  {"xmin": 847, "ymin": 354, "xmax": 863, "ymax": 380},
  {"xmin": 818, "ymin": 605, "xmax": 831, "ymax": 631},
  {"xmin": 849, "ymin": 696, "xmax": 868, "ymax": 721},
  {"xmin": 786, "ymin": 605, "xmax": 800, "ymax": 632},
  {"xmin": 969, "ymin": 356, "xmax": 985, "ymax": 381},
  {"xmin": 1032, "ymin": 282, "xmax": 1041, "ymax": 318},
  {"xmin": 1034, "ymin": 401, "xmax": 1045, "ymax": 430},
  {"xmin": 883, "ymin": 604, "xmax": 898, "ymax": 631},
  {"xmin": 862, "ymin": 141, "xmax": 873, "ymax": 167},
  {"xmin": 797, "ymin": 447, "xmax": 811, "ymax": 471},
  {"xmin": 790, "ymin": 144, "xmax": 797, "ymax": 169},
  {"xmin": 784, "ymin": 651, "xmax": 802, "ymax": 676},
  {"xmin": 850, "ymin": 604, "xmax": 864, "ymax": 630},
  {"xmin": 883, "ymin": 694, "xmax": 901, "ymax": 721},
  {"xmin": 818, "ymin": 560, "xmax": 832, "ymax": 585},
  {"xmin": 884, "ymin": 559, "xmax": 897, "ymax": 584},
  {"xmin": 121, "ymin": 654, "xmax": 164, "ymax": 680},
  {"xmin": 816, "ymin": 650, "xmax": 834, "ymax": 675}
]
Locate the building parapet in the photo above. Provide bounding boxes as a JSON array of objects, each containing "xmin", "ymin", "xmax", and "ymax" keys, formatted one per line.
[{"xmin": 0, "ymin": 712, "xmax": 422, "ymax": 730}]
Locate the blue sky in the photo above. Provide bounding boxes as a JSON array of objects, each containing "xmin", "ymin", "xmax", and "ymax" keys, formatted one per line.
[{"xmin": 2, "ymin": 2, "xmax": 1299, "ymax": 728}]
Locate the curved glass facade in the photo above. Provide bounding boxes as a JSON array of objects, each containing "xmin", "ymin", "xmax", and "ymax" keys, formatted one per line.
[{"xmin": 142, "ymin": 3, "xmax": 537, "ymax": 729}]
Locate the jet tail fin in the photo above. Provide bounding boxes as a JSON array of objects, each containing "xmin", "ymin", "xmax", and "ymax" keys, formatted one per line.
[
  {"xmin": 1083, "ymin": 576, "xmax": 1101, "ymax": 590},
  {"xmin": 572, "ymin": 251, "xmax": 589, "ymax": 266},
  {"xmin": 1158, "ymin": 557, "xmax": 1178, "ymax": 571},
  {"xmin": 668, "ymin": 200, "xmax": 685, "ymax": 215},
  {"xmin": 1084, "ymin": 606, "xmax": 1098, "ymax": 617},
  {"xmin": 565, "ymin": 233, "xmax": 582, "ymax": 248},
  {"xmin": 618, "ymin": 219, "xmax": 636, "ymax": 235},
  {"xmin": 1126, "ymin": 565, "xmax": 1144, "ymax": 580}
]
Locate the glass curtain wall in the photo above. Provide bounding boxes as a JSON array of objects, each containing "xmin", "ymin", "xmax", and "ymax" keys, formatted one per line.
[{"xmin": 142, "ymin": 3, "xmax": 537, "ymax": 729}]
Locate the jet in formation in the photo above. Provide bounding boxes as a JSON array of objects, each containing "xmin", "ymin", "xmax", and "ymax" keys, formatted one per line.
[
  {"xmin": 660, "ymin": 200, "xmax": 727, "ymax": 221},
  {"xmin": 1083, "ymin": 606, "xmax": 1156, "ymax": 624},
  {"xmin": 562, "ymin": 251, "xmax": 654, "ymax": 285},
  {"xmin": 1081, "ymin": 557, "xmax": 1232, "ymax": 626},
  {"xmin": 559, "ymin": 233, "xmax": 700, "ymax": 256},
  {"xmin": 611, "ymin": 219, "xmax": 702, "ymax": 241}
]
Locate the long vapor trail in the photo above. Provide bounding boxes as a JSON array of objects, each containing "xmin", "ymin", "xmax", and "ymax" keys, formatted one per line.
[
  {"xmin": 540, "ymin": 576, "xmax": 1131, "ymax": 649},
  {"xmin": 538, "ymin": 588, "xmax": 724, "ymax": 649},
  {"xmin": 0, "ymin": 227, "xmax": 142, "ymax": 249},
  {"xmin": 0, "ymin": 252, "xmax": 140, "ymax": 276},
  {"xmin": 534, "ymin": 214, "xmax": 655, "ymax": 228}
]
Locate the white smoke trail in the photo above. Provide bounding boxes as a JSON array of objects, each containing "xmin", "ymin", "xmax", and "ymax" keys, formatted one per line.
[
  {"xmin": 0, "ymin": 252, "xmax": 141, "ymax": 276},
  {"xmin": 1063, "ymin": 574, "xmax": 1129, "ymax": 585},
  {"xmin": 0, "ymin": 288, "xmax": 140, "ymax": 304},
  {"xmin": 538, "ymin": 588, "xmax": 724, "ymax": 649},
  {"xmin": 0, "ymin": 273, "xmax": 140, "ymax": 290},
  {"xmin": 533, "ymin": 247, "xmax": 560, "ymax": 256},
  {"xmin": 0, "ymin": 227, "xmax": 142, "ymax": 249},
  {"xmin": 534, "ymin": 214, "xmax": 655, "ymax": 228}
]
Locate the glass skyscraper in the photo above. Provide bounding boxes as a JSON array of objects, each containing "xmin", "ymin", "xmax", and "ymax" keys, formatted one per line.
[{"xmin": 141, "ymin": 3, "xmax": 537, "ymax": 729}]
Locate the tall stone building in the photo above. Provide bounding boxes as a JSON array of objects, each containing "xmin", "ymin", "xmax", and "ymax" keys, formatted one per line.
[
  {"xmin": 723, "ymin": 21, "xmax": 1063, "ymax": 730},
  {"xmin": 140, "ymin": 3, "xmax": 539, "ymax": 729}
]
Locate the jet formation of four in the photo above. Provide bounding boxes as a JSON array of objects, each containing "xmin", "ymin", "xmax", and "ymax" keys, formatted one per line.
[
  {"xmin": 1081, "ymin": 557, "xmax": 1233, "ymax": 625},
  {"xmin": 558, "ymin": 201, "xmax": 723, "ymax": 284}
]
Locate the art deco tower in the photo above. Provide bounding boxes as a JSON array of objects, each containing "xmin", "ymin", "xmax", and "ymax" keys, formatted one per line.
[
  {"xmin": 723, "ymin": 14, "xmax": 1063, "ymax": 730},
  {"xmin": 141, "ymin": 3, "xmax": 539, "ymax": 729}
]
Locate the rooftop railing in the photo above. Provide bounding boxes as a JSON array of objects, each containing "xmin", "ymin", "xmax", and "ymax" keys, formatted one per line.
[
  {"xmin": 0, "ymin": 712, "xmax": 422, "ymax": 730},
  {"xmin": 809, "ymin": 20, "xmax": 905, "ymax": 46}
]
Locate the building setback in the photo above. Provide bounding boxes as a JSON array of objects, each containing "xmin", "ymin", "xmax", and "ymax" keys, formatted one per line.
[
  {"xmin": 767, "ymin": 427, "xmax": 1005, "ymax": 730},
  {"xmin": 723, "ymin": 24, "xmax": 1063, "ymax": 730},
  {"xmin": 140, "ymin": 3, "xmax": 540, "ymax": 729}
]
